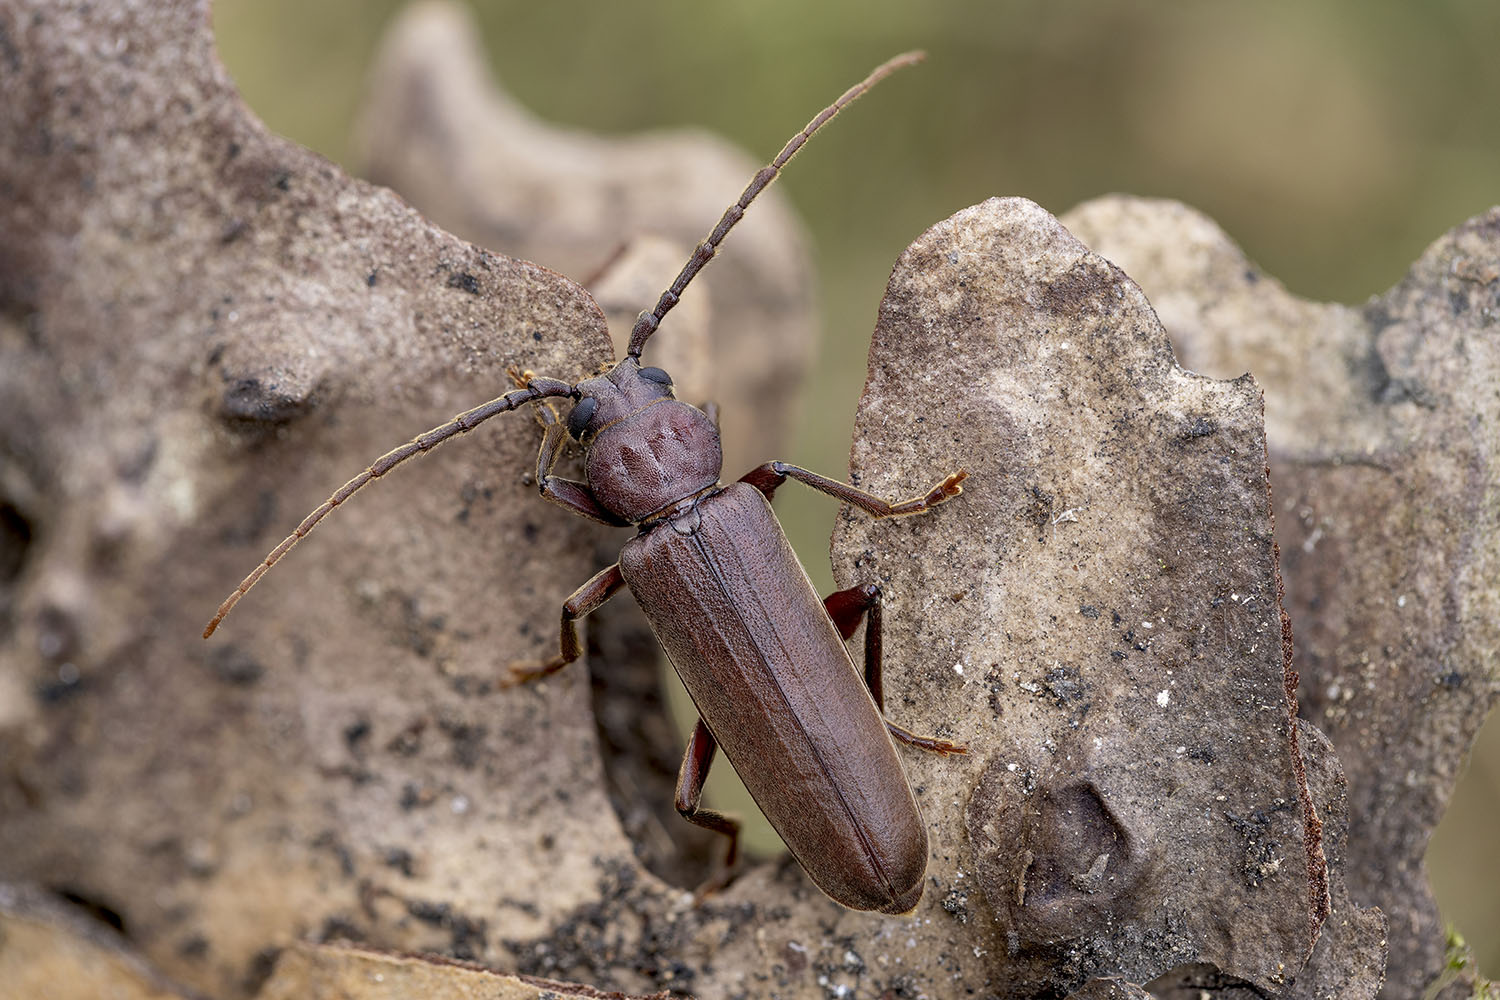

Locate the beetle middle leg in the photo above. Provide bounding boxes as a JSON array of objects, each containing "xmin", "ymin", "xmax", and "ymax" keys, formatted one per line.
[
  {"xmin": 675, "ymin": 717, "xmax": 742, "ymax": 894},
  {"xmin": 740, "ymin": 462, "xmax": 966, "ymax": 517},
  {"xmin": 824, "ymin": 583, "xmax": 966, "ymax": 756},
  {"xmin": 504, "ymin": 563, "xmax": 626, "ymax": 686}
]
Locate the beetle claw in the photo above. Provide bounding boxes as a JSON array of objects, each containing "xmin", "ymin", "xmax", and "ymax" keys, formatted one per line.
[
  {"xmin": 501, "ymin": 658, "xmax": 559, "ymax": 688},
  {"xmin": 925, "ymin": 469, "xmax": 969, "ymax": 507},
  {"xmin": 689, "ymin": 859, "xmax": 742, "ymax": 907}
]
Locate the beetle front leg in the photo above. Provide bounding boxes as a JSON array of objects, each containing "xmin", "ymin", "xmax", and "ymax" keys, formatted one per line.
[
  {"xmin": 824, "ymin": 583, "xmax": 966, "ymax": 756},
  {"xmin": 504, "ymin": 563, "xmax": 626, "ymax": 686},
  {"xmin": 530, "ymin": 401, "xmax": 632, "ymax": 528},
  {"xmin": 740, "ymin": 462, "xmax": 967, "ymax": 517},
  {"xmin": 675, "ymin": 717, "xmax": 741, "ymax": 894}
]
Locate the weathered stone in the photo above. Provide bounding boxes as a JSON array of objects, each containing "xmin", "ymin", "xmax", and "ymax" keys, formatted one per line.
[
  {"xmin": 0, "ymin": 0, "xmax": 622, "ymax": 994},
  {"xmin": 832, "ymin": 197, "xmax": 1332, "ymax": 997},
  {"xmin": 1064, "ymin": 195, "xmax": 1499, "ymax": 999},
  {"xmin": 6, "ymin": 1, "xmax": 1483, "ymax": 998},
  {"xmin": 1068, "ymin": 977, "xmax": 1157, "ymax": 1000}
]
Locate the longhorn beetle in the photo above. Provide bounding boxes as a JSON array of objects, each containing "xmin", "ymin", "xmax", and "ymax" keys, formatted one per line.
[{"xmin": 204, "ymin": 51, "xmax": 967, "ymax": 914}]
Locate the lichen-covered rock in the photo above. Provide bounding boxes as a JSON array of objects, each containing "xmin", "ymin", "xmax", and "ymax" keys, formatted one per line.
[{"xmin": 1064, "ymin": 195, "xmax": 1500, "ymax": 1000}]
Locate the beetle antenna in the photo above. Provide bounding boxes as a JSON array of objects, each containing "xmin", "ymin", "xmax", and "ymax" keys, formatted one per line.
[
  {"xmin": 626, "ymin": 50, "xmax": 925, "ymax": 360},
  {"xmin": 203, "ymin": 377, "xmax": 575, "ymax": 638}
]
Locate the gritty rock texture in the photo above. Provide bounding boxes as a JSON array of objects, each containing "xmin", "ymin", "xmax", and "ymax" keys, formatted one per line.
[
  {"xmin": 1064, "ymin": 195, "xmax": 1500, "ymax": 1000},
  {"xmin": 1067, "ymin": 978, "xmax": 1158, "ymax": 1000},
  {"xmin": 832, "ymin": 197, "xmax": 1337, "ymax": 998},
  {"xmin": 1286, "ymin": 722, "xmax": 1388, "ymax": 1000},
  {"xmin": 0, "ymin": 0, "xmax": 622, "ymax": 994},
  {"xmin": 356, "ymin": 0, "xmax": 815, "ymax": 480},
  {"xmin": 1138, "ymin": 723, "xmax": 1389, "ymax": 1000}
]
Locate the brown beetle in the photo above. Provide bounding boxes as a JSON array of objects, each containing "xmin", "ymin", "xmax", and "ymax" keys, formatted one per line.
[{"xmin": 205, "ymin": 51, "xmax": 966, "ymax": 914}]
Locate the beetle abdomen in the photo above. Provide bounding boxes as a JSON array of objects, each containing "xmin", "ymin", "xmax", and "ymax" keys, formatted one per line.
[{"xmin": 619, "ymin": 482, "xmax": 926, "ymax": 913}]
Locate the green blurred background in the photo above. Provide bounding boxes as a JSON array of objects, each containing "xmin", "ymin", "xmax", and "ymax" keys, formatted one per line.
[{"xmin": 213, "ymin": 0, "xmax": 1499, "ymax": 971}]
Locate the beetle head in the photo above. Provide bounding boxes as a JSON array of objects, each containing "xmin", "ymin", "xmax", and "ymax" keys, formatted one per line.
[{"xmin": 566, "ymin": 359, "xmax": 675, "ymax": 445}]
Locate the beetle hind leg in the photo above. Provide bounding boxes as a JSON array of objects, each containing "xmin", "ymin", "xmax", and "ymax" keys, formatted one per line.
[
  {"xmin": 676, "ymin": 718, "xmax": 742, "ymax": 899},
  {"xmin": 824, "ymin": 583, "xmax": 966, "ymax": 756}
]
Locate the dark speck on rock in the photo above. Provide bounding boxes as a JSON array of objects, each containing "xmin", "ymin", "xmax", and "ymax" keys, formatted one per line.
[{"xmin": 447, "ymin": 271, "xmax": 481, "ymax": 295}]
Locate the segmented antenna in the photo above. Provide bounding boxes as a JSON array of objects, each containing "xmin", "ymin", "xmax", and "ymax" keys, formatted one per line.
[
  {"xmin": 626, "ymin": 50, "xmax": 925, "ymax": 360},
  {"xmin": 203, "ymin": 377, "xmax": 574, "ymax": 638}
]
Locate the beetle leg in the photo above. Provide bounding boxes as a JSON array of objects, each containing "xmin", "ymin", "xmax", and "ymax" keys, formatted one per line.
[
  {"xmin": 525, "ymin": 395, "xmax": 632, "ymax": 527},
  {"xmin": 534, "ymin": 417, "xmax": 631, "ymax": 526},
  {"xmin": 503, "ymin": 563, "xmax": 626, "ymax": 686},
  {"xmin": 823, "ymin": 583, "xmax": 886, "ymax": 708},
  {"xmin": 884, "ymin": 720, "xmax": 966, "ymax": 756},
  {"xmin": 824, "ymin": 583, "xmax": 967, "ymax": 756},
  {"xmin": 675, "ymin": 718, "xmax": 741, "ymax": 891},
  {"xmin": 739, "ymin": 462, "xmax": 967, "ymax": 517}
]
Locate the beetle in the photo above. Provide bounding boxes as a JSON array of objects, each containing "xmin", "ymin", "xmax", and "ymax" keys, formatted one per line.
[{"xmin": 204, "ymin": 51, "xmax": 966, "ymax": 914}]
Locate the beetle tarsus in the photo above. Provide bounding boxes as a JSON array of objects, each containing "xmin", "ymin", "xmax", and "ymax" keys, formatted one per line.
[
  {"xmin": 926, "ymin": 469, "xmax": 969, "ymax": 505},
  {"xmin": 501, "ymin": 656, "xmax": 569, "ymax": 688},
  {"xmin": 885, "ymin": 720, "xmax": 968, "ymax": 756}
]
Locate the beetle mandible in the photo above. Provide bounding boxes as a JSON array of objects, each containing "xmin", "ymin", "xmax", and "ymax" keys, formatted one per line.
[{"xmin": 204, "ymin": 51, "xmax": 967, "ymax": 914}]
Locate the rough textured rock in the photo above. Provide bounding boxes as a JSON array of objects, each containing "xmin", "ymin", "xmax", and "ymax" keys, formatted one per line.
[
  {"xmin": 356, "ymin": 0, "xmax": 816, "ymax": 480},
  {"xmin": 1, "ymin": 0, "xmax": 618, "ymax": 994},
  {"xmin": 1064, "ymin": 195, "xmax": 1500, "ymax": 1000},
  {"xmin": 1284, "ymin": 722, "xmax": 1388, "ymax": 1000},
  {"xmin": 833, "ymin": 197, "xmax": 1332, "ymax": 997},
  {"xmin": 1135, "ymin": 723, "xmax": 1389, "ymax": 1000},
  {"xmin": 1067, "ymin": 978, "xmax": 1158, "ymax": 1000}
]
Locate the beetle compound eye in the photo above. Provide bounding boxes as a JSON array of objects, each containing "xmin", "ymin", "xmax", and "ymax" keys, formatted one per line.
[
  {"xmin": 567, "ymin": 396, "xmax": 599, "ymax": 439},
  {"xmin": 639, "ymin": 366, "xmax": 673, "ymax": 387}
]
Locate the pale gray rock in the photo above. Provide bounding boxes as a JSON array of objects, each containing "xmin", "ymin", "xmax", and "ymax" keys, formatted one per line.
[{"xmin": 1065, "ymin": 194, "xmax": 1499, "ymax": 1000}]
